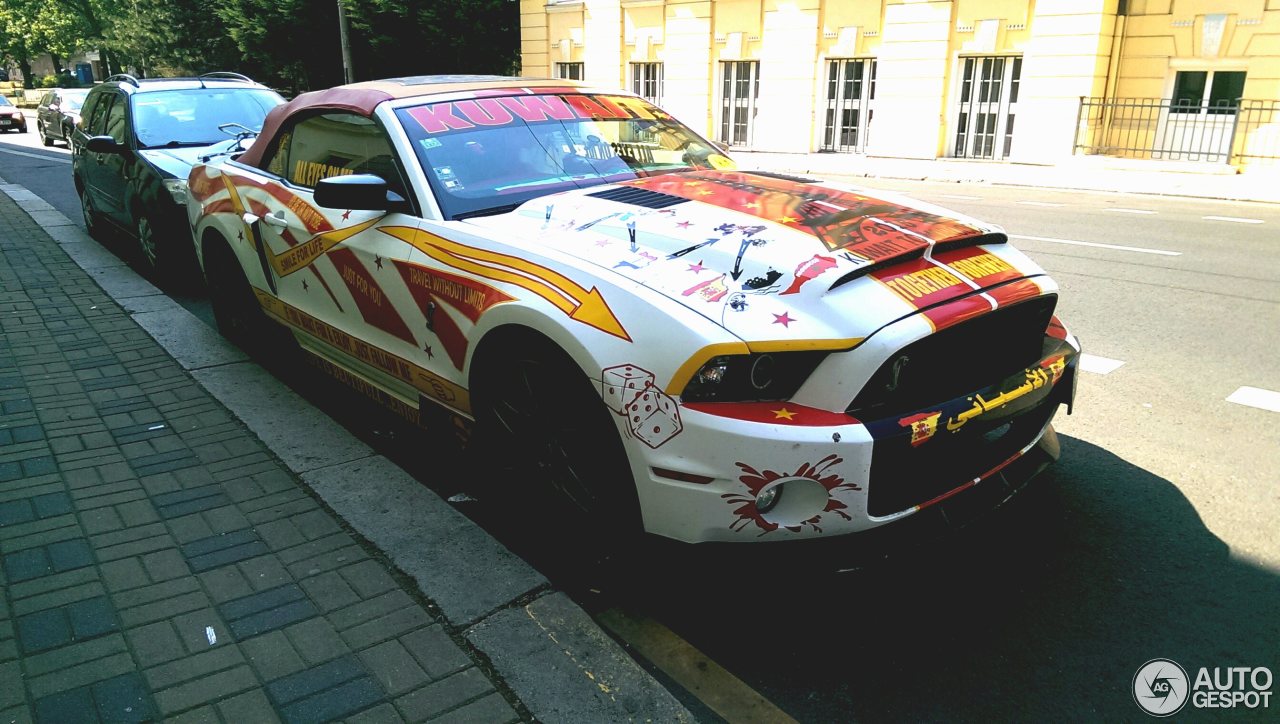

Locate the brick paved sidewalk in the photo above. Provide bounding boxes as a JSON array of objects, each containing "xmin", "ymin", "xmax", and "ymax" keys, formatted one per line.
[{"xmin": 0, "ymin": 196, "xmax": 526, "ymax": 721}]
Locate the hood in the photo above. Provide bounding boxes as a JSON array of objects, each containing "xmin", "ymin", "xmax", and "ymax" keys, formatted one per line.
[
  {"xmin": 138, "ymin": 141, "xmax": 238, "ymax": 179},
  {"xmin": 465, "ymin": 170, "xmax": 1043, "ymax": 344},
  {"xmin": 0, "ymin": 108, "xmax": 20, "ymax": 118}
]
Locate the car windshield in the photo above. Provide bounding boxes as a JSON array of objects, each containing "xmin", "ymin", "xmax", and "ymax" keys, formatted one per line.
[
  {"xmin": 132, "ymin": 88, "xmax": 283, "ymax": 149},
  {"xmin": 395, "ymin": 93, "xmax": 731, "ymax": 219},
  {"xmin": 0, "ymin": 97, "xmax": 11, "ymax": 107}
]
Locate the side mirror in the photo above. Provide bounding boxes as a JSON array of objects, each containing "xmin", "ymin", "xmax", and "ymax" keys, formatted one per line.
[
  {"xmin": 314, "ymin": 173, "xmax": 404, "ymax": 211},
  {"xmin": 85, "ymin": 135, "xmax": 125, "ymax": 154},
  {"xmin": 48, "ymin": 103, "xmax": 59, "ymax": 112}
]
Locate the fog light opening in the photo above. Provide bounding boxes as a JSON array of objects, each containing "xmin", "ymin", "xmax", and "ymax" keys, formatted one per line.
[
  {"xmin": 755, "ymin": 484, "xmax": 782, "ymax": 513},
  {"xmin": 754, "ymin": 477, "xmax": 833, "ymax": 526}
]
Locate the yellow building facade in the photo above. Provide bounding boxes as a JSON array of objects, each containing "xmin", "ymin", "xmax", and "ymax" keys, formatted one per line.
[{"xmin": 520, "ymin": 0, "xmax": 1280, "ymax": 168}]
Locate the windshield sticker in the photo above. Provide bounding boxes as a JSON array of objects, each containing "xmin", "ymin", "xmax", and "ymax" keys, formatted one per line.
[
  {"xmin": 293, "ymin": 160, "xmax": 354, "ymax": 187},
  {"xmin": 406, "ymin": 94, "xmax": 670, "ymax": 135},
  {"xmin": 707, "ymin": 154, "xmax": 737, "ymax": 171},
  {"xmin": 418, "ymin": 137, "xmax": 442, "ymax": 150}
]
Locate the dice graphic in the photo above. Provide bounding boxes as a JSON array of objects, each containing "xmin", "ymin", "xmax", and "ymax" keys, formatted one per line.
[
  {"xmin": 601, "ymin": 364, "xmax": 655, "ymax": 413},
  {"xmin": 626, "ymin": 387, "xmax": 683, "ymax": 448}
]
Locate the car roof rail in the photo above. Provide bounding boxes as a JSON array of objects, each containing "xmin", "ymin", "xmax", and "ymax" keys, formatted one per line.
[
  {"xmin": 198, "ymin": 72, "xmax": 254, "ymax": 85},
  {"xmin": 106, "ymin": 74, "xmax": 140, "ymax": 87}
]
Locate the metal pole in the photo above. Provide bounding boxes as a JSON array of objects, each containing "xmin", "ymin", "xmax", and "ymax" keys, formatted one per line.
[{"xmin": 338, "ymin": 0, "xmax": 355, "ymax": 84}]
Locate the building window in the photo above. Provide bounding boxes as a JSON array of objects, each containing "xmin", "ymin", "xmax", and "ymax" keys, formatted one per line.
[
  {"xmin": 555, "ymin": 63, "xmax": 584, "ymax": 81},
  {"xmin": 953, "ymin": 55, "xmax": 1021, "ymax": 160},
  {"xmin": 718, "ymin": 61, "xmax": 759, "ymax": 147},
  {"xmin": 630, "ymin": 63, "xmax": 663, "ymax": 105},
  {"xmin": 1172, "ymin": 70, "xmax": 1246, "ymax": 114},
  {"xmin": 821, "ymin": 58, "xmax": 876, "ymax": 153}
]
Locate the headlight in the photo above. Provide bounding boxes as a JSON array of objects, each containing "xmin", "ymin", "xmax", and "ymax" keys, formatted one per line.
[
  {"xmin": 681, "ymin": 352, "xmax": 827, "ymax": 403},
  {"xmin": 163, "ymin": 179, "xmax": 189, "ymax": 205}
]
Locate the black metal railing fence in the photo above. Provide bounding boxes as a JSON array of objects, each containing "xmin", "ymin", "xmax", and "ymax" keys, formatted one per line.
[{"xmin": 1074, "ymin": 96, "xmax": 1280, "ymax": 164}]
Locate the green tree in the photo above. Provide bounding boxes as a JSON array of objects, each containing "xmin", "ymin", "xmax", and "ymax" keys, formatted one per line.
[
  {"xmin": 215, "ymin": 0, "xmax": 344, "ymax": 92},
  {"xmin": 346, "ymin": 0, "xmax": 519, "ymax": 79},
  {"xmin": 0, "ymin": 0, "xmax": 89, "ymax": 86}
]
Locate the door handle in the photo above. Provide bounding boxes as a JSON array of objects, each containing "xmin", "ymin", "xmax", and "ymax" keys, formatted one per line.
[{"xmin": 261, "ymin": 211, "xmax": 288, "ymax": 228}]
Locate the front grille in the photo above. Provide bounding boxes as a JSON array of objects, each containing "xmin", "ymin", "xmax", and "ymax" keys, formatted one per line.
[
  {"xmin": 587, "ymin": 186, "xmax": 690, "ymax": 209},
  {"xmin": 848, "ymin": 294, "xmax": 1056, "ymax": 418},
  {"xmin": 866, "ymin": 396, "xmax": 1056, "ymax": 517}
]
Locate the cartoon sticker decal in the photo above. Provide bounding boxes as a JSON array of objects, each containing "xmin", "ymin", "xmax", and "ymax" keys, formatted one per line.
[
  {"xmin": 724, "ymin": 454, "xmax": 862, "ymax": 535},
  {"xmin": 601, "ymin": 364, "xmax": 683, "ymax": 448}
]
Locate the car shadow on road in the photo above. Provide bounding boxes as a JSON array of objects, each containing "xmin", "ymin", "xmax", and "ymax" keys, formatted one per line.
[
  {"xmin": 589, "ymin": 434, "xmax": 1280, "ymax": 720},
  {"xmin": 207, "ymin": 354, "xmax": 1279, "ymax": 720}
]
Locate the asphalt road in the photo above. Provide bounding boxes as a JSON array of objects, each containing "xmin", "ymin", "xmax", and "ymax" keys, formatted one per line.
[{"xmin": 3, "ymin": 123, "xmax": 1277, "ymax": 721}]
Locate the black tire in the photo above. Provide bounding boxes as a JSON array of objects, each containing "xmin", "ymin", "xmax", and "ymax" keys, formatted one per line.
[
  {"xmin": 78, "ymin": 187, "xmax": 105, "ymax": 241},
  {"xmin": 205, "ymin": 238, "xmax": 294, "ymax": 364},
  {"xmin": 134, "ymin": 213, "xmax": 165, "ymax": 274},
  {"xmin": 471, "ymin": 330, "xmax": 643, "ymax": 537},
  {"xmin": 39, "ymin": 122, "xmax": 53, "ymax": 146}
]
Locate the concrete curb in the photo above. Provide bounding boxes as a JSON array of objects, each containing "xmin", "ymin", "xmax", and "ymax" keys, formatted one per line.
[{"xmin": 0, "ymin": 180, "xmax": 693, "ymax": 722}]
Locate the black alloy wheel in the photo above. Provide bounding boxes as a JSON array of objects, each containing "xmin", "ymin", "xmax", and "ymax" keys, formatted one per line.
[
  {"xmin": 471, "ymin": 332, "xmax": 642, "ymax": 537},
  {"xmin": 79, "ymin": 188, "xmax": 104, "ymax": 241},
  {"xmin": 135, "ymin": 213, "xmax": 163, "ymax": 274}
]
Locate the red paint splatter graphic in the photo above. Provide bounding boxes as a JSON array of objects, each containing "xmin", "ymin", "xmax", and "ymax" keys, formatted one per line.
[
  {"xmin": 780, "ymin": 254, "xmax": 837, "ymax": 295},
  {"xmin": 723, "ymin": 454, "xmax": 862, "ymax": 535}
]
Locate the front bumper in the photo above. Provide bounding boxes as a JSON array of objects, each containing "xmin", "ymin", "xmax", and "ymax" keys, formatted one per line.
[{"xmin": 628, "ymin": 342, "xmax": 1078, "ymax": 544}]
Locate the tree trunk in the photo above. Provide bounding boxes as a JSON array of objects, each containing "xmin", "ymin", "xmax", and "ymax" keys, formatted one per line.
[
  {"xmin": 51, "ymin": 54, "xmax": 65, "ymax": 74},
  {"xmin": 99, "ymin": 48, "xmax": 114, "ymax": 78},
  {"xmin": 18, "ymin": 58, "xmax": 34, "ymax": 89}
]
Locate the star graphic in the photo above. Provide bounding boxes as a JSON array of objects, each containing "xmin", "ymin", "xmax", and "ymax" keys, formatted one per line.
[
  {"xmin": 697, "ymin": 190, "xmax": 714, "ymax": 196},
  {"xmin": 594, "ymin": 238, "xmax": 612, "ymax": 247},
  {"xmin": 772, "ymin": 311, "xmax": 795, "ymax": 327},
  {"xmin": 675, "ymin": 220, "xmax": 693, "ymax": 229},
  {"xmin": 777, "ymin": 215, "xmax": 800, "ymax": 224},
  {"xmin": 772, "ymin": 408, "xmax": 797, "ymax": 421},
  {"xmin": 341, "ymin": 210, "xmax": 352, "ymax": 221},
  {"xmin": 374, "ymin": 255, "xmax": 383, "ymax": 270},
  {"xmin": 683, "ymin": 181, "xmax": 704, "ymax": 187},
  {"xmin": 687, "ymin": 260, "xmax": 706, "ymax": 273},
  {"xmin": 744, "ymin": 202, "xmax": 761, "ymax": 209},
  {"xmin": 423, "ymin": 344, "xmax": 434, "ymax": 359},
  {"xmin": 302, "ymin": 279, "xmax": 309, "ymax": 292}
]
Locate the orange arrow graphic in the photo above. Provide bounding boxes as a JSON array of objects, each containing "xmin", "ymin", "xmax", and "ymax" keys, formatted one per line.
[{"xmin": 381, "ymin": 226, "xmax": 630, "ymax": 341}]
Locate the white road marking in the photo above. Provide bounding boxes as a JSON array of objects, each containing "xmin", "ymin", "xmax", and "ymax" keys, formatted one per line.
[
  {"xmin": 1203, "ymin": 215, "xmax": 1264, "ymax": 224},
  {"xmin": 1105, "ymin": 208, "xmax": 1157, "ymax": 215},
  {"xmin": 1016, "ymin": 200, "xmax": 1064, "ymax": 207},
  {"xmin": 939, "ymin": 194, "xmax": 982, "ymax": 201},
  {"xmin": 1079, "ymin": 353, "xmax": 1125, "ymax": 375},
  {"xmin": 0, "ymin": 147, "xmax": 72, "ymax": 164},
  {"xmin": 1226, "ymin": 386, "xmax": 1280, "ymax": 413},
  {"xmin": 1010, "ymin": 234, "xmax": 1182, "ymax": 256}
]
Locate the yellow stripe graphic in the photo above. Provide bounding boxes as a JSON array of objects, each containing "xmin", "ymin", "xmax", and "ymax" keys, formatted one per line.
[{"xmin": 381, "ymin": 226, "xmax": 630, "ymax": 341}]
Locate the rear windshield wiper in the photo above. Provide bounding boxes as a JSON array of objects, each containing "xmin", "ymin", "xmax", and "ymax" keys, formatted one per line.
[{"xmin": 452, "ymin": 203, "xmax": 522, "ymax": 221}]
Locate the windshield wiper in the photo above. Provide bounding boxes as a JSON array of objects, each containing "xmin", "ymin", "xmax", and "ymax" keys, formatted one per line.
[
  {"xmin": 452, "ymin": 203, "xmax": 522, "ymax": 221},
  {"xmin": 141, "ymin": 140, "xmax": 214, "ymax": 150}
]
